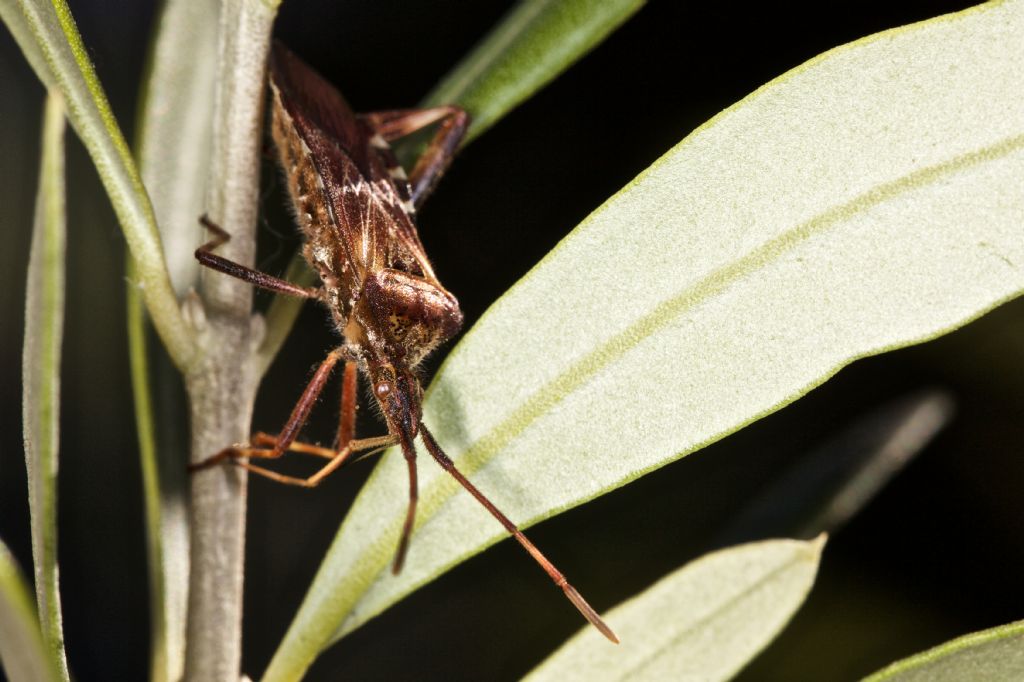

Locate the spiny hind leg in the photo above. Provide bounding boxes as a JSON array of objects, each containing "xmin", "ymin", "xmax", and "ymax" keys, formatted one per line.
[
  {"xmin": 360, "ymin": 106, "xmax": 468, "ymax": 208},
  {"xmin": 191, "ymin": 355, "xmax": 397, "ymax": 487},
  {"xmin": 190, "ymin": 350, "xmax": 345, "ymax": 472}
]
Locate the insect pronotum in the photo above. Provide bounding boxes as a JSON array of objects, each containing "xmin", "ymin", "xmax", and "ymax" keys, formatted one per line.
[{"xmin": 191, "ymin": 41, "xmax": 617, "ymax": 643}]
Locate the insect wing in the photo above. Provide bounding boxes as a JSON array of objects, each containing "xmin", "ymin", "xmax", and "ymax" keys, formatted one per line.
[
  {"xmin": 270, "ymin": 42, "xmax": 368, "ymax": 173},
  {"xmin": 269, "ymin": 42, "xmax": 437, "ymax": 282}
]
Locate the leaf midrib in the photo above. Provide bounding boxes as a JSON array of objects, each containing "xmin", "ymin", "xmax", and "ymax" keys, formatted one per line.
[
  {"xmin": 622, "ymin": 549, "xmax": 816, "ymax": 680},
  {"xmin": 337, "ymin": 131, "xmax": 1024, "ymax": 635}
]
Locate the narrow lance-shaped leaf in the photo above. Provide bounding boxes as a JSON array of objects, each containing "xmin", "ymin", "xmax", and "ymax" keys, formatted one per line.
[
  {"xmin": 126, "ymin": 258, "xmax": 190, "ymax": 682},
  {"xmin": 0, "ymin": 539, "xmax": 61, "ymax": 682},
  {"xmin": 1, "ymin": 0, "xmax": 196, "ymax": 369},
  {"xmin": 21, "ymin": 90, "xmax": 68, "ymax": 681},
  {"xmin": 0, "ymin": 0, "xmax": 52, "ymax": 87},
  {"xmin": 863, "ymin": 620, "xmax": 1024, "ymax": 682},
  {"xmin": 135, "ymin": 0, "xmax": 219, "ymax": 296},
  {"xmin": 268, "ymin": 0, "xmax": 1024, "ymax": 669},
  {"xmin": 422, "ymin": 0, "xmax": 645, "ymax": 143},
  {"xmin": 526, "ymin": 537, "xmax": 826, "ymax": 682},
  {"xmin": 258, "ymin": 0, "xmax": 643, "ymax": 375}
]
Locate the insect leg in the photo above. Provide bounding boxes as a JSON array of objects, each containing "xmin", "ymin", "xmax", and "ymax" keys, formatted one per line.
[
  {"xmin": 190, "ymin": 349, "xmax": 343, "ymax": 472},
  {"xmin": 418, "ymin": 423, "xmax": 619, "ymax": 644},
  {"xmin": 245, "ymin": 361, "xmax": 361, "ymax": 461},
  {"xmin": 361, "ymin": 107, "xmax": 469, "ymax": 208},
  {"xmin": 234, "ymin": 434, "xmax": 396, "ymax": 488},
  {"xmin": 250, "ymin": 433, "xmax": 336, "ymax": 459},
  {"xmin": 192, "ymin": 354, "xmax": 398, "ymax": 487},
  {"xmin": 337, "ymin": 361, "xmax": 358, "ymax": 447},
  {"xmin": 196, "ymin": 215, "xmax": 321, "ymax": 299}
]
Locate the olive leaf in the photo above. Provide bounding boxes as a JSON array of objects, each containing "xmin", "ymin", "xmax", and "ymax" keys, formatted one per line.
[
  {"xmin": 0, "ymin": 539, "xmax": 61, "ymax": 682},
  {"xmin": 0, "ymin": 0, "xmax": 195, "ymax": 369},
  {"xmin": 864, "ymin": 619, "xmax": 1024, "ymax": 681},
  {"xmin": 423, "ymin": 0, "xmax": 645, "ymax": 143},
  {"xmin": 128, "ymin": 3, "xmax": 220, "ymax": 679},
  {"xmin": 21, "ymin": 90, "xmax": 68, "ymax": 682},
  {"xmin": 267, "ymin": 1, "xmax": 1024, "ymax": 678},
  {"xmin": 525, "ymin": 537, "xmax": 825, "ymax": 682}
]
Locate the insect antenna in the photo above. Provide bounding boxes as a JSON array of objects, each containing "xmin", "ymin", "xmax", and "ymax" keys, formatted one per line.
[
  {"xmin": 392, "ymin": 430, "xmax": 419, "ymax": 575},
  {"xmin": 417, "ymin": 423, "xmax": 619, "ymax": 643}
]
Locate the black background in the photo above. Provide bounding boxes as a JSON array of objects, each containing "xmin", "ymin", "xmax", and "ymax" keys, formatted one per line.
[{"xmin": 3, "ymin": 1, "xmax": 1022, "ymax": 680}]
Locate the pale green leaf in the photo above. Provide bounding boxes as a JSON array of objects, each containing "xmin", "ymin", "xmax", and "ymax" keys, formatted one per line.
[
  {"xmin": 526, "ymin": 537, "xmax": 825, "ymax": 682},
  {"xmin": 268, "ymin": 1, "xmax": 1024, "ymax": 677},
  {"xmin": 0, "ymin": 539, "xmax": 61, "ymax": 682},
  {"xmin": 423, "ymin": 0, "xmax": 645, "ymax": 143},
  {"xmin": 129, "ymin": 2, "xmax": 218, "ymax": 679},
  {"xmin": 863, "ymin": 620, "xmax": 1024, "ymax": 682},
  {"xmin": 0, "ymin": 0, "xmax": 51, "ymax": 86},
  {"xmin": 21, "ymin": 91, "xmax": 68, "ymax": 682},
  {"xmin": 1, "ymin": 0, "xmax": 196, "ymax": 369},
  {"xmin": 135, "ymin": 0, "xmax": 219, "ymax": 296}
]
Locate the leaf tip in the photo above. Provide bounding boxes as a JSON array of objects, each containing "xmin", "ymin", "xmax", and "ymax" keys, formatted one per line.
[{"xmin": 807, "ymin": 532, "xmax": 829, "ymax": 557}]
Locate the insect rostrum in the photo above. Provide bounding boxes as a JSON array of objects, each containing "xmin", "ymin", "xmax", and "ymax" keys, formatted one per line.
[{"xmin": 191, "ymin": 41, "xmax": 617, "ymax": 643}]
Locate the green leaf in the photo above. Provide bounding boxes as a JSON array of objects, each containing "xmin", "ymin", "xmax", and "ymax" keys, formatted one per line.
[
  {"xmin": 525, "ymin": 537, "xmax": 825, "ymax": 682},
  {"xmin": 863, "ymin": 620, "xmax": 1024, "ymax": 681},
  {"xmin": 1, "ymin": 0, "xmax": 196, "ymax": 369},
  {"xmin": 0, "ymin": 0, "xmax": 51, "ymax": 87},
  {"xmin": 423, "ymin": 0, "xmax": 645, "ymax": 143},
  {"xmin": 126, "ymin": 259, "xmax": 191, "ymax": 682},
  {"xmin": 0, "ymin": 539, "xmax": 61, "ymax": 682},
  {"xmin": 21, "ymin": 91, "xmax": 68, "ymax": 682},
  {"xmin": 135, "ymin": 0, "xmax": 219, "ymax": 296},
  {"xmin": 265, "ymin": 1, "xmax": 1024, "ymax": 673},
  {"xmin": 129, "ymin": 2, "xmax": 218, "ymax": 679}
]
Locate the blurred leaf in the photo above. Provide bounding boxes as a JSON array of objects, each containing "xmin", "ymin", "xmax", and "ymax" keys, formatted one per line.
[
  {"xmin": 259, "ymin": 0, "xmax": 642, "ymax": 375},
  {"xmin": 21, "ymin": 91, "xmax": 68, "ymax": 681},
  {"xmin": 265, "ymin": 2, "xmax": 1024, "ymax": 674},
  {"xmin": 1, "ymin": 0, "xmax": 196, "ymax": 369},
  {"xmin": 0, "ymin": 539, "xmax": 61, "ymax": 682},
  {"xmin": 126, "ymin": 260, "xmax": 190, "ymax": 682},
  {"xmin": 0, "ymin": 0, "xmax": 52, "ymax": 86},
  {"xmin": 526, "ymin": 537, "xmax": 825, "ymax": 682},
  {"xmin": 863, "ymin": 620, "xmax": 1024, "ymax": 681},
  {"xmin": 129, "ymin": 1, "xmax": 218, "ymax": 679},
  {"xmin": 423, "ymin": 0, "xmax": 645, "ymax": 143},
  {"xmin": 718, "ymin": 389, "xmax": 955, "ymax": 545},
  {"xmin": 135, "ymin": 0, "xmax": 219, "ymax": 295}
]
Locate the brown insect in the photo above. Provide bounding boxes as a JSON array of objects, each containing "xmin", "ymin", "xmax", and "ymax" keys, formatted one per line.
[{"xmin": 191, "ymin": 41, "xmax": 616, "ymax": 643}]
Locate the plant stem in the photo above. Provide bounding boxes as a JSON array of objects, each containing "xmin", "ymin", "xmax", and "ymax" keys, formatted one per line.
[{"xmin": 183, "ymin": 0, "xmax": 278, "ymax": 679}]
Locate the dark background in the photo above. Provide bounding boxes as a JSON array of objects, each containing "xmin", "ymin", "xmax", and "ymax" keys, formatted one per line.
[{"xmin": 3, "ymin": 1, "xmax": 1022, "ymax": 680}]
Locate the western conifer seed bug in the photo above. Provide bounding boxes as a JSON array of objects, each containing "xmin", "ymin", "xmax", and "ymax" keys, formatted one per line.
[{"xmin": 190, "ymin": 42, "xmax": 617, "ymax": 642}]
